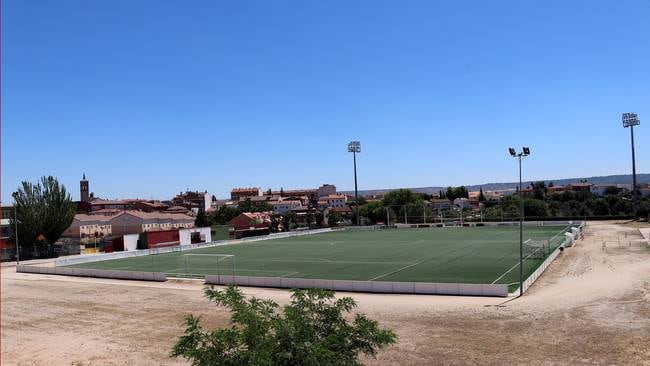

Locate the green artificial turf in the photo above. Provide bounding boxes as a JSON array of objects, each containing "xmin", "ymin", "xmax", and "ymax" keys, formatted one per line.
[{"xmin": 68, "ymin": 225, "xmax": 572, "ymax": 285}]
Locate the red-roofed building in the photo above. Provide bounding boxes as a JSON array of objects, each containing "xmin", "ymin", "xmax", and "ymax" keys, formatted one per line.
[
  {"xmin": 231, "ymin": 187, "xmax": 262, "ymax": 201},
  {"xmin": 569, "ymin": 183, "xmax": 592, "ymax": 192},
  {"xmin": 227, "ymin": 212, "xmax": 272, "ymax": 238}
]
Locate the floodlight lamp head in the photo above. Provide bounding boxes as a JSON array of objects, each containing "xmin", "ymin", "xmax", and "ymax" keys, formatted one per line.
[
  {"xmin": 522, "ymin": 147, "xmax": 530, "ymax": 156},
  {"xmin": 622, "ymin": 113, "xmax": 640, "ymax": 128},
  {"xmin": 347, "ymin": 141, "xmax": 361, "ymax": 153},
  {"xmin": 509, "ymin": 148, "xmax": 516, "ymax": 156}
]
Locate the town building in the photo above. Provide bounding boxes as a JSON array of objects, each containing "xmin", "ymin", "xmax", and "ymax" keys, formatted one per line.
[
  {"xmin": 63, "ymin": 214, "xmax": 113, "ymax": 238},
  {"xmin": 321, "ymin": 194, "xmax": 348, "ymax": 209},
  {"xmin": 317, "ymin": 184, "xmax": 337, "ymax": 198},
  {"xmin": 0, "ymin": 206, "xmax": 15, "ymax": 260},
  {"xmin": 131, "ymin": 200, "xmax": 170, "ymax": 212},
  {"xmin": 172, "ymin": 190, "xmax": 212, "ymax": 212},
  {"xmin": 568, "ymin": 183, "xmax": 592, "ymax": 193},
  {"xmin": 231, "ymin": 187, "xmax": 262, "ymax": 201},
  {"xmin": 429, "ymin": 199, "xmax": 454, "ymax": 211},
  {"xmin": 64, "ymin": 211, "xmax": 195, "ymax": 238},
  {"xmin": 89, "ymin": 199, "xmax": 132, "ymax": 211},
  {"xmin": 227, "ymin": 212, "xmax": 272, "ymax": 238},
  {"xmin": 271, "ymin": 200, "xmax": 303, "ymax": 214},
  {"xmin": 80, "ymin": 173, "xmax": 90, "ymax": 202},
  {"xmin": 109, "ymin": 211, "xmax": 194, "ymax": 236}
]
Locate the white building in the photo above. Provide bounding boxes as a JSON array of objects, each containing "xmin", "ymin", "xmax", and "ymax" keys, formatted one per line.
[
  {"xmin": 271, "ymin": 200, "xmax": 303, "ymax": 214},
  {"xmin": 179, "ymin": 227, "xmax": 212, "ymax": 246}
]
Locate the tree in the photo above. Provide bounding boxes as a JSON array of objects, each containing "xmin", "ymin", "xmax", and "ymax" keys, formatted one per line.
[
  {"xmin": 478, "ymin": 188, "xmax": 486, "ymax": 202},
  {"xmin": 210, "ymin": 205, "xmax": 241, "ymax": 225},
  {"xmin": 40, "ymin": 176, "xmax": 76, "ymax": 244},
  {"xmin": 382, "ymin": 189, "xmax": 423, "ymax": 208},
  {"xmin": 11, "ymin": 176, "xmax": 75, "ymax": 256},
  {"xmin": 194, "ymin": 208, "xmax": 209, "ymax": 227},
  {"xmin": 359, "ymin": 201, "xmax": 386, "ymax": 224},
  {"xmin": 531, "ymin": 181, "xmax": 547, "ymax": 200},
  {"xmin": 172, "ymin": 286, "xmax": 397, "ymax": 366},
  {"xmin": 444, "ymin": 186, "xmax": 468, "ymax": 202},
  {"xmin": 327, "ymin": 211, "xmax": 341, "ymax": 227},
  {"xmin": 283, "ymin": 212, "xmax": 297, "ymax": 230},
  {"xmin": 315, "ymin": 212, "xmax": 324, "ymax": 227},
  {"xmin": 12, "ymin": 181, "xmax": 46, "ymax": 256},
  {"xmin": 305, "ymin": 211, "xmax": 314, "ymax": 228},
  {"xmin": 523, "ymin": 199, "xmax": 549, "ymax": 217}
]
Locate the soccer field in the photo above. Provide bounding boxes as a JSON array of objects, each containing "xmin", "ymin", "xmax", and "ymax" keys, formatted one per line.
[{"xmin": 68, "ymin": 225, "xmax": 573, "ymax": 286}]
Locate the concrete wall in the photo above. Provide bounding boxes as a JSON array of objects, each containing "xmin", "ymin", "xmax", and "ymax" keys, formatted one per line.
[
  {"xmin": 204, "ymin": 275, "xmax": 509, "ymax": 297},
  {"xmin": 519, "ymin": 224, "xmax": 582, "ymax": 294},
  {"xmin": 17, "ymin": 265, "xmax": 166, "ymax": 282}
]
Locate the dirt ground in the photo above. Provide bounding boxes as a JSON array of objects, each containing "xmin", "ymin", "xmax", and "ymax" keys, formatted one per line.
[{"xmin": 2, "ymin": 221, "xmax": 649, "ymax": 365}]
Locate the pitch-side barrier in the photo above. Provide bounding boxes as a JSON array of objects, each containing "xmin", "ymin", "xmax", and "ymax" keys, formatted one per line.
[
  {"xmin": 16, "ymin": 265, "xmax": 166, "ymax": 281},
  {"xmin": 518, "ymin": 221, "xmax": 584, "ymax": 294},
  {"xmin": 204, "ymin": 275, "xmax": 509, "ymax": 297}
]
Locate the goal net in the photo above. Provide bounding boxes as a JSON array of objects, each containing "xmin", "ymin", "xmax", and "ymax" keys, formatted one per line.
[
  {"xmin": 182, "ymin": 254, "xmax": 235, "ymax": 278},
  {"xmin": 523, "ymin": 239, "xmax": 548, "ymax": 260}
]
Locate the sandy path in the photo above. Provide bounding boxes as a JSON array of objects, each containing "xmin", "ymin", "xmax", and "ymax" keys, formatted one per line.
[{"xmin": 2, "ymin": 221, "xmax": 649, "ymax": 365}]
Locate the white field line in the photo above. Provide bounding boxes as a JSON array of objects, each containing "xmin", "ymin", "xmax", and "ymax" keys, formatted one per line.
[
  {"xmin": 492, "ymin": 226, "xmax": 574, "ymax": 285},
  {"xmin": 368, "ymin": 260, "xmax": 424, "ymax": 281},
  {"xmin": 491, "ymin": 260, "xmax": 522, "ymax": 285},
  {"xmin": 491, "ymin": 249, "xmax": 547, "ymax": 285},
  {"xmin": 278, "ymin": 271, "xmax": 300, "ymax": 278},
  {"xmin": 257, "ymin": 258, "xmax": 412, "ymax": 265}
]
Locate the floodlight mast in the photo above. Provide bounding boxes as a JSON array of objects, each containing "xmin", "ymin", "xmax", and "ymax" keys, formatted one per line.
[
  {"xmin": 509, "ymin": 147, "xmax": 530, "ymax": 297},
  {"xmin": 348, "ymin": 141, "xmax": 361, "ymax": 226},
  {"xmin": 622, "ymin": 113, "xmax": 640, "ymax": 213}
]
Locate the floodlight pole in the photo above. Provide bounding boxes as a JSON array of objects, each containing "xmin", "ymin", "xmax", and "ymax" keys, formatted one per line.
[
  {"xmin": 509, "ymin": 147, "xmax": 529, "ymax": 297},
  {"xmin": 353, "ymin": 148, "xmax": 359, "ymax": 225},
  {"xmin": 518, "ymin": 154, "xmax": 523, "ymax": 297},
  {"xmin": 14, "ymin": 205, "xmax": 20, "ymax": 265},
  {"xmin": 348, "ymin": 141, "xmax": 361, "ymax": 226},
  {"xmin": 623, "ymin": 113, "xmax": 641, "ymax": 214}
]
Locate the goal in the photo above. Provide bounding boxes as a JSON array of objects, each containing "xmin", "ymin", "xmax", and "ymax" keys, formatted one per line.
[
  {"xmin": 182, "ymin": 254, "xmax": 235, "ymax": 278},
  {"xmin": 523, "ymin": 240, "xmax": 549, "ymax": 260}
]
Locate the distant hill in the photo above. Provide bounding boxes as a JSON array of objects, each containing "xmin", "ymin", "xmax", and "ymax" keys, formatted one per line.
[{"xmin": 341, "ymin": 173, "xmax": 650, "ymax": 196}]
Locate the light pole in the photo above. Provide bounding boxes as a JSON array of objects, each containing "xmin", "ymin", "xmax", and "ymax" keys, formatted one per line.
[
  {"xmin": 509, "ymin": 147, "xmax": 530, "ymax": 296},
  {"xmin": 622, "ymin": 113, "xmax": 640, "ymax": 214},
  {"xmin": 348, "ymin": 141, "xmax": 361, "ymax": 226},
  {"xmin": 14, "ymin": 205, "xmax": 20, "ymax": 265}
]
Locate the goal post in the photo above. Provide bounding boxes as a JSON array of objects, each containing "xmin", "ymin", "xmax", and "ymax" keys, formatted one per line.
[
  {"xmin": 182, "ymin": 254, "xmax": 235, "ymax": 277},
  {"xmin": 523, "ymin": 239, "xmax": 549, "ymax": 260}
]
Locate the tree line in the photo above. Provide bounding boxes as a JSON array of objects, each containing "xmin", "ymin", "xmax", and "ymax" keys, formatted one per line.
[{"xmin": 352, "ymin": 184, "xmax": 650, "ymax": 224}]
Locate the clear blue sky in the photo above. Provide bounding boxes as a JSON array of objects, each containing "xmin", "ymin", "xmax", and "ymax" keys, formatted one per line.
[{"xmin": 2, "ymin": 1, "xmax": 649, "ymax": 202}]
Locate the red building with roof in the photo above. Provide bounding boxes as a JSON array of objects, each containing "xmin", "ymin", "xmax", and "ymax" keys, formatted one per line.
[{"xmin": 227, "ymin": 212, "xmax": 271, "ymax": 238}]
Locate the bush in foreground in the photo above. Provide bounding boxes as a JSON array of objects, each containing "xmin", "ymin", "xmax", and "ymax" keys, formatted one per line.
[{"xmin": 172, "ymin": 286, "xmax": 397, "ymax": 366}]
